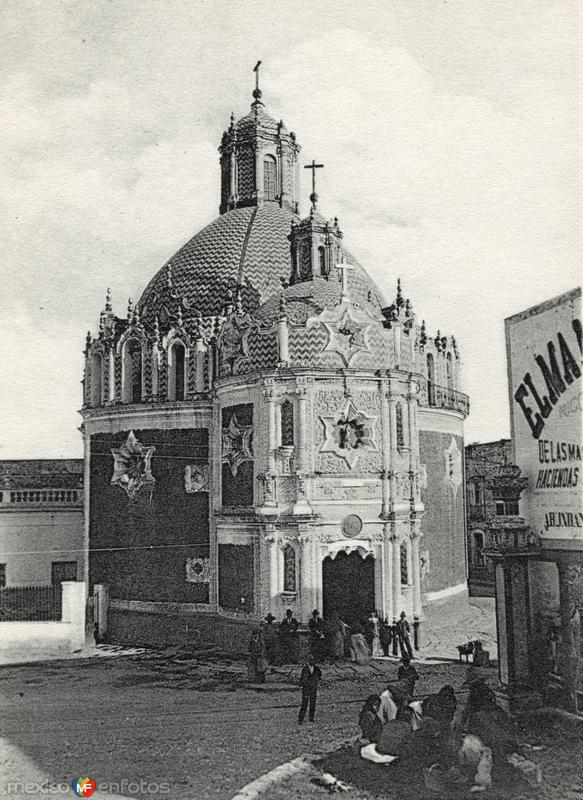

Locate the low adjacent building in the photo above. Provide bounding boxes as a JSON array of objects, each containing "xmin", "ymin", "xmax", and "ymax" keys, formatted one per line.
[
  {"xmin": 466, "ymin": 439, "xmax": 514, "ymax": 597},
  {"xmin": 0, "ymin": 460, "xmax": 84, "ymax": 587}
]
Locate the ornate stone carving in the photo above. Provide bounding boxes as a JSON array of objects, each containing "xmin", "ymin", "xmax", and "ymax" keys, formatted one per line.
[
  {"xmin": 110, "ymin": 431, "xmax": 155, "ymax": 499},
  {"xmin": 184, "ymin": 464, "xmax": 209, "ymax": 493},
  {"xmin": 313, "ymin": 479, "xmax": 380, "ymax": 501},
  {"xmin": 444, "ymin": 437, "xmax": 463, "ymax": 492},
  {"xmin": 319, "ymin": 399, "xmax": 378, "ymax": 469},
  {"xmin": 185, "ymin": 557, "xmax": 210, "ymax": 583},
  {"xmin": 221, "ymin": 413, "xmax": 254, "ymax": 477}
]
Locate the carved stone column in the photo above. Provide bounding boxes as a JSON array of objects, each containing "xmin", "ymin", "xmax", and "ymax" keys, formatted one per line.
[
  {"xmin": 195, "ymin": 337, "xmax": 206, "ymax": 392},
  {"xmin": 410, "ymin": 526, "xmax": 423, "ymax": 618},
  {"xmin": 380, "ymin": 381, "xmax": 391, "ymax": 517},
  {"xmin": 383, "ymin": 522, "xmax": 394, "ymax": 623},
  {"xmin": 391, "ymin": 528, "xmax": 401, "ymax": 618},
  {"xmin": 293, "ymin": 379, "xmax": 312, "ymax": 515},
  {"xmin": 298, "ymin": 529, "xmax": 314, "ymax": 622}
]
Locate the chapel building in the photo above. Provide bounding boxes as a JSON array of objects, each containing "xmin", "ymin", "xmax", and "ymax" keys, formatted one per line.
[{"xmin": 81, "ymin": 78, "xmax": 470, "ymax": 646}]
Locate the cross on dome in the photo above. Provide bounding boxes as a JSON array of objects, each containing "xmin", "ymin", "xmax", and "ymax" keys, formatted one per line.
[
  {"xmin": 335, "ymin": 260, "xmax": 355, "ymax": 300},
  {"xmin": 304, "ymin": 159, "xmax": 324, "ymax": 211}
]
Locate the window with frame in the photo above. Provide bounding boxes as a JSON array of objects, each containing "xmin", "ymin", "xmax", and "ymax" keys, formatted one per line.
[
  {"xmin": 318, "ymin": 246, "xmax": 326, "ymax": 276},
  {"xmin": 280, "ymin": 399, "xmax": 294, "ymax": 447},
  {"xmin": 395, "ymin": 402, "xmax": 405, "ymax": 450},
  {"xmin": 51, "ymin": 561, "xmax": 77, "ymax": 585},
  {"xmin": 169, "ymin": 341, "xmax": 186, "ymax": 401},
  {"xmin": 91, "ymin": 352, "xmax": 103, "ymax": 407},
  {"xmin": 495, "ymin": 500, "xmax": 505, "ymax": 516},
  {"xmin": 426, "ymin": 353, "xmax": 436, "ymax": 406},
  {"xmin": 283, "ymin": 545, "xmax": 296, "ymax": 593},
  {"xmin": 473, "ymin": 531, "xmax": 485, "ymax": 566},
  {"xmin": 263, "ymin": 156, "xmax": 277, "ymax": 200},
  {"xmin": 506, "ymin": 499, "xmax": 519, "ymax": 516},
  {"xmin": 473, "ymin": 482, "xmax": 482, "ymax": 505},
  {"xmin": 400, "ymin": 542, "xmax": 408, "ymax": 584}
]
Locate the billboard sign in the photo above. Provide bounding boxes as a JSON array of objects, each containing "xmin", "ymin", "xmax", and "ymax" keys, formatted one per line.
[{"xmin": 505, "ymin": 287, "xmax": 582, "ymax": 549}]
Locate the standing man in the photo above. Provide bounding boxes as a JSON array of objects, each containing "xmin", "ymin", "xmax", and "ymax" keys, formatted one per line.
[
  {"xmin": 308, "ymin": 609, "xmax": 325, "ymax": 660},
  {"xmin": 263, "ymin": 613, "xmax": 278, "ymax": 664},
  {"xmin": 280, "ymin": 608, "xmax": 299, "ymax": 663},
  {"xmin": 396, "ymin": 611, "xmax": 414, "ymax": 660},
  {"xmin": 298, "ymin": 656, "xmax": 322, "ymax": 724},
  {"xmin": 380, "ymin": 617, "xmax": 392, "ymax": 657}
]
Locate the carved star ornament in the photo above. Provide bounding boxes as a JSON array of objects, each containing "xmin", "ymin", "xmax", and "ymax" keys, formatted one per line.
[
  {"xmin": 320, "ymin": 400, "xmax": 378, "ymax": 469},
  {"xmin": 221, "ymin": 413, "xmax": 254, "ymax": 477},
  {"xmin": 110, "ymin": 431, "xmax": 155, "ymax": 498}
]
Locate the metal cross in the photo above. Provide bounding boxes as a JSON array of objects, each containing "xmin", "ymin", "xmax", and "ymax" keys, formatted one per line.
[
  {"xmin": 304, "ymin": 159, "xmax": 324, "ymax": 210},
  {"xmin": 253, "ymin": 61, "xmax": 261, "ymax": 94},
  {"xmin": 335, "ymin": 260, "xmax": 354, "ymax": 299}
]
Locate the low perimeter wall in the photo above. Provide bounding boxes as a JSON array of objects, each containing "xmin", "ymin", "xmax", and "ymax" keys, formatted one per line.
[
  {"xmin": 106, "ymin": 601, "xmax": 258, "ymax": 655},
  {"xmin": 0, "ymin": 582, "xmax": 86, "ymax": 665}
]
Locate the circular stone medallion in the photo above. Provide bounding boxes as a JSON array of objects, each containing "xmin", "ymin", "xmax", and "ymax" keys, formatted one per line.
[{"xmin": 341, "ymin": 514, "xmax": 363, "ymax": 538}]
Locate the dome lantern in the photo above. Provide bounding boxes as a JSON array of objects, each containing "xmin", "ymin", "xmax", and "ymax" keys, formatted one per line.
[{"xmin": 218, "ymin": 62, "xmax": 301, "ymax": 216}]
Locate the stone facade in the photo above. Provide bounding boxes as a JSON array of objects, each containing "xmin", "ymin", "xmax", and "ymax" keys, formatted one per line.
[{"xmin": 80, "ymin": 80, "xmax": 470, "ymax": 644}]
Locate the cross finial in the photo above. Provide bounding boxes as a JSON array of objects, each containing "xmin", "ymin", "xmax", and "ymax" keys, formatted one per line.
[
  {"xmin": 304, "ymin": 159, "xmax": 324, "ymax": 211},
  {"xmin": 252, "ymin": 61, "xmax": 263, "ymax": 105},
  {"xmin": 335, "ymin": 259, "xmax": 354, "ymax": 300}
]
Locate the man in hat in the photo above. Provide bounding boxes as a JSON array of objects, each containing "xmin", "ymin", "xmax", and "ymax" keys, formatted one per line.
[
  {"xmin": 396, "ymin": 611, "xmax": 414, "ymax": 659},
  {"xmin": 279, "ymin": 608, "xmax": 299, "ymax": 663},
  {"xmin": 308, "ymin": 609, "xmax": 325, "ymax": 660},
  {"xmin": 298, "ymin": 656, "xmax": 322, "ymax": 724},
  {"xmin": 263, "ymin": 613, "xmax": 278, "ymax": 664}
]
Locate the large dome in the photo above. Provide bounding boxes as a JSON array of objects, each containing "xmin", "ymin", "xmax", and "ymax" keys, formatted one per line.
[{"xmin": 138, "ymin": 204, "xmax": 386, "ymax": 321}]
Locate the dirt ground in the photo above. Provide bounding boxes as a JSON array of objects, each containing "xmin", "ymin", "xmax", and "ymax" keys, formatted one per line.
[{"xmin": 0, "ymin": 650, "xmax": 581, "ymax": 800}]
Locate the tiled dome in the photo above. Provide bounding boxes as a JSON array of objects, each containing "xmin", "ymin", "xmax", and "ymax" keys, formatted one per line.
[{"xmin": 138, "ymin": 204, "xmax": 385, "ymax": 321}]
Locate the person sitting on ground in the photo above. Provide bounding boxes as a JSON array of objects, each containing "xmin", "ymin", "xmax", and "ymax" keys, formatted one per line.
[
  {"xmin": 358, "ymin": 695, "xmax": 382, "ymax": 744},
  {"xmin": 422, "ymin": 684, "xmax": 457, "ymax": 728}
]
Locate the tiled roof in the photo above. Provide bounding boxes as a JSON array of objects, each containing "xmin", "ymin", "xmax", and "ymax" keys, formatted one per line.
[{"xmin": 139, "ymin": 205, "xmax": 386, "ymax": 322}]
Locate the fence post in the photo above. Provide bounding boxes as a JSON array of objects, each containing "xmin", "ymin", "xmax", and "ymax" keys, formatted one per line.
[
  {"xmin": 61, "ymin": 581, "xmax": 86, "ymax": 626},
  {"xmin": 94, "ymin": 584, "xmax": 109, "ymax": 641}
]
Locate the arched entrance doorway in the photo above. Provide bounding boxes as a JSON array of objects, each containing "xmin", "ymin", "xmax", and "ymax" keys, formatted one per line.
[{"xmin": 322, "ymin": 551, "xmax": 375, "ymax": 626}]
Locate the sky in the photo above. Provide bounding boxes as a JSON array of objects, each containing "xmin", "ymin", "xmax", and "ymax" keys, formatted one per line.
[{"xmin": 0, "ymin": 0, "xmax": 580, "ymax": 458}]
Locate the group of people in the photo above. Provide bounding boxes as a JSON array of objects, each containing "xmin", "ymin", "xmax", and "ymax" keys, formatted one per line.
[
  {"xmin": 357, "ymin": 665, "xmax": 540, "ymax": 792},
  {"xmin": 247, "ymin": 607, "xmax": 417, "ymax": 682},
  {"xmin": 315, "ymin": 609, "xmax": 416, "ymax": 664}
]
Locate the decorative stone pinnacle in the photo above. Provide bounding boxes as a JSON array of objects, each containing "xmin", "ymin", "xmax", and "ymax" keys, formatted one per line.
[
  {"xmin": 176, "ymin": 305, "xmax": 183, "ymax": 327},
  {"xmin": 278, "ymin": 291, "xmax": 287, "ymax": 320},
  {"xmin": 420, "ymin": 319, "xmax": 427, "ymax": 347},
  {"xmin": 396, "ymin": 278, "xmax": 404, "ymax": 309},
  {"xmin": 127, "ymin": 299, "xmax": 134, "ymax": 322},
  {"xmin": 105, "ymin": 287, "xmax": 112, "ymax": 313},
  {"xmin": 85, "ymin": 330, "xmax": 92, "ymax": 348},
  {"xmin": 132, "ymin": 304, "xmax": 140, "ymax": 326},
  {"xmin": 405, "ymin": 298, "xmax": 412, "ymax": 318},
  {"xmin": 165, "ymin": 263, "xmax": 173, "ymax": 290},
  {"xmin": 193, "ymin": 311, "xmax": 203, "ymax": 339}
]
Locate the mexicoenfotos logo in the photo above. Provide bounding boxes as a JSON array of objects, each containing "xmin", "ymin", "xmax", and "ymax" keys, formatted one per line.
[{"xmin": 71, "ymin": 777, "xmax": 96, "ymax": 797}]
